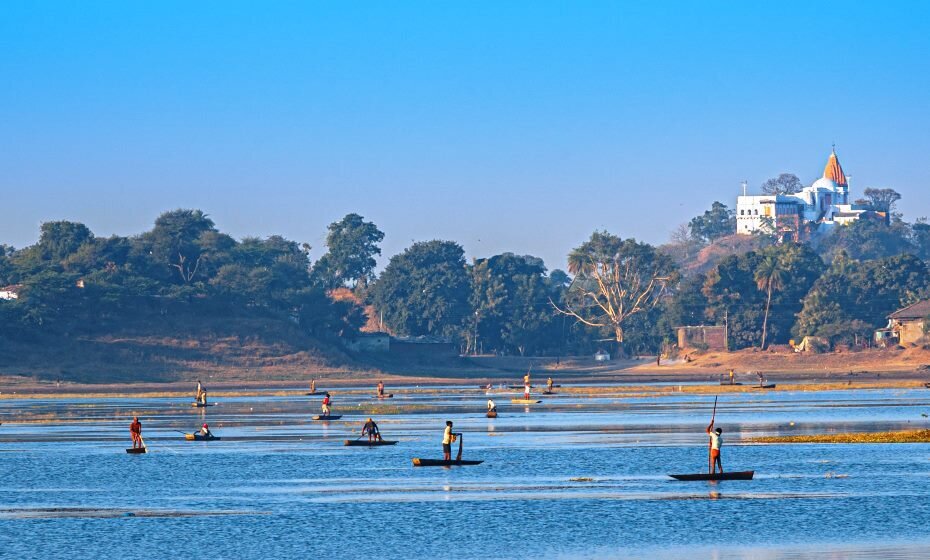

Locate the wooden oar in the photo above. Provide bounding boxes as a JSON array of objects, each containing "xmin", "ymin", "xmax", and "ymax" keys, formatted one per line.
[
  {"xmin": 708, "ymin": 396, "xmax": 718, "ymax": 474},
  {"xmin": 456, "ymin": 433, "xmax": 464, "ymax": 461}
]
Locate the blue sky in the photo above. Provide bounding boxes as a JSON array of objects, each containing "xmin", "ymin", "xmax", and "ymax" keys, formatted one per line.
[{"xmin": 2, "ymin": 1, "xmax": 929, "ymax": 272}]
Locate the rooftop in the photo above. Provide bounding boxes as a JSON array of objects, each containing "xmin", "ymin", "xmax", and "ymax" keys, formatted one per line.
[{"xmin": 889, "ymin": 300, "xmax": 930, "ymax": 320}]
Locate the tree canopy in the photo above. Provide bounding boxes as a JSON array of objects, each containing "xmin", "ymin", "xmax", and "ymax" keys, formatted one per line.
[
  {"xmin": 761, "ymin": 173, "xmax": 803, "ymax": 195},
  {"xmin": 368, "ymin": 240, "xmax": 471, "ymax": 338}
]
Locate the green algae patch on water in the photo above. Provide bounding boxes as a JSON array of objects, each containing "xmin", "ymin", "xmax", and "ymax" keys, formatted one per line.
[{"xmin": 752, "ymin": 429, "xmax": 930, "ymax": 444}]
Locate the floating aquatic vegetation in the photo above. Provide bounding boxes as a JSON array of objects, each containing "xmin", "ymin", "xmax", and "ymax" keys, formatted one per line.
[{"xmin": 752, "ymin": 429, "xmax": 930, "ymax": 444}]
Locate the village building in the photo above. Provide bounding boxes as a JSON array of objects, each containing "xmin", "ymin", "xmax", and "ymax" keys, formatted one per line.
[
  {"xmin": 736, "ymin": 148, "xmax": 875, "ymax": 241},
  {"xmin": 882, "ymin": 300, "xmax": 930, "ymax": 346},
  {"xmin": 0, "ymin": 284, "xmax": 23, "ymax": 301},
  {"xmin": 676, "ymin": 325, "xmax": 727, "ymax": 351}
]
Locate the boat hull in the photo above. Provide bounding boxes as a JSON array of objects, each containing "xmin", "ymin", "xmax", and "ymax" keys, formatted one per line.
[
  {"xmin": 184, "ymin": 434, "xmax": 220, "ymax": 441},
  {"xmin": 375, "ymin": 394, "xmax": 394, "ymax": 399},
  {"xmin": 412, "ymin": 458, "xmax": 483, "ymax": 467},
  {"xmin": 344, "ymin": 439, "xmax": 397, "ymax": 446},
  {"xmin": 126, "ymin": 447, "xmax": 147, "ymax": 454},
  {"xmin": 669, "ymin": 471, "xmax": 754, "ymax": 481},
  {"xmin": 486, "ymin": 411, "xmax": 498, "ymax": 418},
  {"xmin": 191, "ymin": 402, "xmax": 215, "ymax": 407},
  {"xmin": 311, "ymin": 415, "xmax": 343, "ymax": 420},
  {"xmin": 510, "ymin": 399, "xmax": 542, "ymax": 404}
]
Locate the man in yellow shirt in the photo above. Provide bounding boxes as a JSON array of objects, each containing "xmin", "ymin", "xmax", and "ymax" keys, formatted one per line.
[{"xmin": 443, "ymin": 420, "xmax": 454, "ymax": 460}]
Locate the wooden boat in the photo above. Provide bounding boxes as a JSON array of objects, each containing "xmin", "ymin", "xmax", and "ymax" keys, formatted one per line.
[
  {"xmin": 511, "ymin": 399, "xmax": 542, "ymax": 404},
  {"xmin": 184, "ymin": 433, "xmax": 220, "ymax": 441},
  {"xmin": 486, "ymin": 410, "xmax": 498, "ymax": 418},
  {"xmin": 311, "ymin": 415, "xmax": 343, "ymax": 420},
  {"xmin": 754, "ymin": 383, "xmax": 776, "ymax": 389},
  {"xmin": 669, "ymin": 471, "xmax": 754, "ymax": 481},
  {"xmin": 126, "ymin": 447, "xmax": 147, "ymax": 454},
  {"xmin": 413, "ymin": 458, "xmax": 483, "ymax": 466},
  {"xmin": 344, "ymin": 439, "xmax": 397, "ymax": 446},
  {"xmin": 412, "ymin": 433, "xmax": 482, "ymax": 466},
  {"xmin": 374, "ymin": 394, "xmax": 394, "ymax": 399},
  {"xmin": 506, "ymin": 384, "xmax": 560, "ymax": 389},
  {"xmin": 191, "ymin": 402, "xmax": 216, "ymax": 407},
  {"xmin": 542, "ymin": 390, "xmax": 555, "ymax": 395},
  {"xmin": 719, "ymin": 381, "xmax": 743, "ymax": 386}
]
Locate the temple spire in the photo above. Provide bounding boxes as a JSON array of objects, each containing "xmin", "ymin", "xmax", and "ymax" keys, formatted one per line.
[{"xmin": 823, "ymin": 146, "xmax": 847, "ymax": 187}]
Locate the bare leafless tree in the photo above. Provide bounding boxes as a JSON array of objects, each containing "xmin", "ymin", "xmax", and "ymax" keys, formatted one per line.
[{"xmin": 551, "ymin": 232, "xmax": 677, "ymax": 355}]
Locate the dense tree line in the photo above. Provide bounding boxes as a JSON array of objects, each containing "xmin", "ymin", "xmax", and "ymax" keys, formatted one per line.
[{"xmin": 3, "ymin": 197, "xmax": 929, "ymax": 359}]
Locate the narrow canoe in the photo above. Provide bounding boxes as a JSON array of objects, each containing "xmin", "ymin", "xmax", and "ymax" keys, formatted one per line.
[
  {"xmin": 511, "ymin": 399, "xmax": 542, "ymax": 404},
  {"xmin": 184, "ymin": 434, "xmax": 221, "ymax": 441},
  {"xmin": 311, "ymin": 415, "xmax": 343, "ymax": 420},
  {"xmin": 719, "ymin": 382, "xmax": 743, "ymax": 386},
  {"xmin": 191, "ymin": 402, "xmax": 216, "ymax": 407},
  {"xmin": 486, "ymin": 411, "xmax": 498, "ymax": 418},
  {"xmin": 126, "ymin": 447, "xmax": 147, "ymax": 454},
  {"xmin": 412, "ymin": 458, "xmax": 483, "ymax": 467},
  {"xmin": 754, "ymin": 383, "xmax": 776, "ymax": 389},
  {"xmin": 344, "ymin": 439, "xmax": 397, "ymax": 446},
  {"xmin": 542, "ymin": 391, "xmax": 555, "ymax": 395},
  {"xmin": 375, "ymin": 394, "xmax": 394, "ymax": 399},
  {"xmin": 506, "ymin": 384, "xmax": 560, "ymax": 389},
  {"xmin": 669, "ymin": 471, "xmax": 754, "ymax": 481}
]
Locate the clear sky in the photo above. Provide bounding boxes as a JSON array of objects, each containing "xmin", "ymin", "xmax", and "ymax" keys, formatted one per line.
[{"xmin": 2, "ymin": 1, "xmax": 929, "ymax": 272}]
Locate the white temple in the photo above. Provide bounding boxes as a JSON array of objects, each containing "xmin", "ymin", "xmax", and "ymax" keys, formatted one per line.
[{"xmin": 736, "ymin": 148, "xmax": 869, "ymax": 241}]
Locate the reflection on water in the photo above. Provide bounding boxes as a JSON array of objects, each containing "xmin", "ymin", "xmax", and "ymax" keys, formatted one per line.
[{"xmin": 2, "ymin": 387, "xmax": 930, "ymax": 558}]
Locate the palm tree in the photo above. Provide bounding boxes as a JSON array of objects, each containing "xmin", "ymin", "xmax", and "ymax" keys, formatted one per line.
[{"xmin": 754, "ymin": 256, "xmax": 787, "ymax": 350}]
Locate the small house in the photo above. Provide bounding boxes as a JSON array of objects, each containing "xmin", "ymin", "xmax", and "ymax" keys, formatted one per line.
[
  {"xmin": 887, "ymin": 300, "xmax": 930, "ymax": 345},
  {"xmin": 676, "ymin": 325, "xmax": 727, "ymax": 351},
  {"xmin": 0, "ymin": 284, "xmax": 23, "ymax": 301},
  {"xmin": 343, "ymin": 332, "xmax": 391, "ymax": 353},
  {"xmin": 594, "ymin": 350, "xmax": 611, "ymax": 362}
]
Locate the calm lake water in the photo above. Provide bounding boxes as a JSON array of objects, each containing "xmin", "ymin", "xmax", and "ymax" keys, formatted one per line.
[{"xmin": 3, "ymin": 385, "xmax": 930, "ymax": 559}]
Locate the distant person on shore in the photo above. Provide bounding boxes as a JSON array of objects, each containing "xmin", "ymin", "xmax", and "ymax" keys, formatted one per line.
[
  {"xmin": 443, "ymin": 421, "xmax": 454, "ymax": 460},
  {"xmin": 322, "ymin": 392, "xmax": 333, "ymax": 417},
  {"xmin": 362, "ymin": 418, "xmax": 381, "ymax": 442},
  {"xmin": 706, "ymin": 420, "xmax": 723, "ymax": 474},
  {"xmin": 199, "ymin": 423, "xmax": 213, "ymax": 438},
  {"xmin": 377, "ymin": 380, "xmax": 385, "ymax": 397},
  {"xmin": 487, "ymin": 399, "xmax": 496, "ymax": 413},
  {"xmin": 130, "ymin": 416, "xmax": 143, "ymax": 449},
  {"xmin": 547, "ymin": 377, "xmax": 554, "ymax": 393}
]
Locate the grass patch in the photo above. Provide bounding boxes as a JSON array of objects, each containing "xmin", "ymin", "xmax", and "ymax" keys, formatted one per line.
[{"xmin": 752, "ymin": 429, "xmax": 930, "ymax": 444}]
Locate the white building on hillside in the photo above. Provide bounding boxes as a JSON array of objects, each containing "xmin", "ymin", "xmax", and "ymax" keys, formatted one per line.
[{"xmin": 736, "ymin": 148, "xmax": 872, "ymax": 241}]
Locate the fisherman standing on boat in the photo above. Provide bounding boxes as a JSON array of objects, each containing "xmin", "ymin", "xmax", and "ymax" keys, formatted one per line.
[
  {"xmin": 706, "ymin": 420, "xmax": 724, "ymax": 474},
  {"xmin": 310, "ymin": 379, "xmax": 316, "ymax": 394},
  {"xmin": 362, "ymin": 418, "xmax": 381, "ymax": 442},
  {"xmin": 321, "ymin": 392, "xmax": 332, "ymax": 417},
  {"xmin": 487, "ymin": 399, "xmax": 496, "ymax": 413},
  {"xmin": 130, "ymin": 416, "xmax": 143, "ymax": 449},
  {"xmin": 728, "ymin": 369, "xmax": 735, "ymax": 385},
  {"xmin": 523, "ymin": 371, "xmax": 531, "ymax": 400},
  {"xmin": 377, "ymin": 380, "xmax": 385, "ymax": 397},
  {"xmin": 443, "ymin": 421, "xmax": 454, "ymax": 461},
  {"xmin": 196, "ymin": 380, "xmax": 205, "ymax": 404},
  {"xmin": 546, "ymin": 377, "xmax": 554, "ymax": 393}
]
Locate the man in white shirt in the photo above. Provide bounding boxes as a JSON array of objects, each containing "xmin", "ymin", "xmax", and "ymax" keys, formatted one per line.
[
  {"xmin": 706, "ymin": 421, "xmax": 723, "ymax": 474},
  {"xmin": 487, "ymin": 399, "xmax": 496, "ymax": 413}
]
